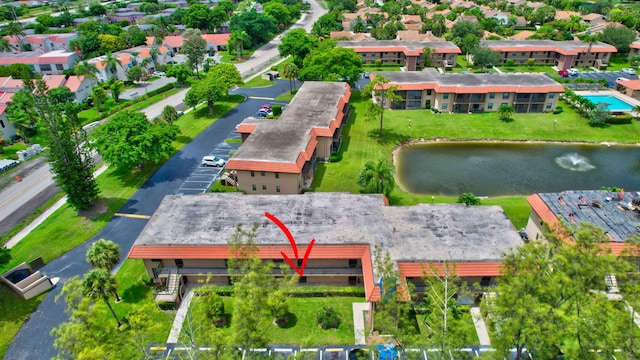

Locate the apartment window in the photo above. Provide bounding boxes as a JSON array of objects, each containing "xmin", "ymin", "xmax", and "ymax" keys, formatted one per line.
[
  {"xmin": 487, "ymin": 103, "xmax": 493, "ymax": 110},
  {"xmin": 443, "ymin": 93, "xmax": 449, "ymax": 99},
  {"xmin": 349, "ymin": 259, "xmax": 358, "ymax": 268},
  {"xmin": 521, "ymin": 52, "xmax": 526, "ymax": 56},
  {"xmin": 56, "ymin": 64, "xmax": 64, "ymax": 71},
  {"xmin": 548, "ymin": 93, "xmax": 555, "ymax": 99},
  {"xmin": 426, "ymin": 90, "xmax": 432, "ymax": 95},
  {"xmin": 261, "ymin": 171, "xmax": 265, "ymax": 176},
  {"xmin": 489, "ymin": 92, "xmax": 495, "ymax": 99},
  {"xmin": 262, "ymin": 185, "xmax": 267, "ymax": 191},
  {"xmin": 442, "ymin": 103, "xmax": 448, "ymax": 110},
  {"xmin": 276, "ymin": 186, "xmax": 281, "ymax": 193},
  {"xmin": 252, "ymin": 184, "xmax": 256, "ymax": 191},
  {"xmin": 546, "ymin": 103, "xmax": 552, "ymax": 109},
  {"xmin": 512, "ymin": 52, "xmax": 516, "ymax": 56},
  {"xmin": 502, "ymin": 93, "xmax": 509, "ymax": 99},
  {"xmin": 175, "ymin": 259, "xmax": 184, "ymax": 268},
  {"xmin": 40, "ymin": 64, "xmax": 52, "ymax": 72},
  {"xmin": 371, "ymin": 52, "xmax": 376, "ymax": 56},
  {"xmin": 299, "ymin": 276, "xmax": 307, "ymax": 283},
  {"xmin": 275, "ymin": 172, "xmax": 280, "ymax": 179},
  {"xmin": 250, "ymin": 171, "xmax": 255, "ymax": 177}
]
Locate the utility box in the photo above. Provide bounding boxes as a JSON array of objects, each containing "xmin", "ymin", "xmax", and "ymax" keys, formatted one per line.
[{"xmin": 17, "ymin": 150, "xmax": 29, "ymax": 161}]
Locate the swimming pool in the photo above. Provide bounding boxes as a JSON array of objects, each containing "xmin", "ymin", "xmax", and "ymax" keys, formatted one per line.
[{"xmin": 581, "ymin": 95, "xmax": 635, "ymax": 111}]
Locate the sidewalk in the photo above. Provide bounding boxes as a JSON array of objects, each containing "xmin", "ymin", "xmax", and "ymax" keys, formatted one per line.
[
  {"xmin": 470, "ymin": 306, "xmax": 491, "ymax": 346},
  {"xmin": 352, "ymin": 302, "xmax": 370, "ymax": 345}
]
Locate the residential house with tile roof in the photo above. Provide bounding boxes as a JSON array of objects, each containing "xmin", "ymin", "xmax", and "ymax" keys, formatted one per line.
[
  {"xmin": 396, "ymin": 30, "xmax": 444, "ymax": 42},
  {"xmin": 629, "ymin": 41, "xmax": 640, "ymax": 60},
  {"xmin": 145, "ymin": 34, "xmax": 230, "ymax": 55},
  {"xmin": 127, "ymin": 193, "xmax": 524, "ymax": 304},
  {"xmin": 228, "ymin": 82, "xmax": 351, "ymax": 195},
  {"xmin": 2, "ymin": 33, "xmax": 78, "ymax": 53},
  {"xmin": 0, "ymin": 50, "xmax": 79, "ymax": 75},
  {"xmin": 329, "ymin": 31, "xmax": 373, "ymax": 41},
  {"xmin": 480, "ymin": 40, "xmax": 617, "ymax": 69},
  {"xmin": 371, "ymin": 69, "xmax": 564, "ymax": 113},
  {"xmin": 337, "ymin": 40, "xmax": 461, "ymax": 70}
]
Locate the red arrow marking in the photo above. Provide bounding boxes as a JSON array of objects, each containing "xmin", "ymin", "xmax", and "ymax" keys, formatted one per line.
[{"xmin": 265, "ymin": 212, "xmax": 315, "ymax": 276}]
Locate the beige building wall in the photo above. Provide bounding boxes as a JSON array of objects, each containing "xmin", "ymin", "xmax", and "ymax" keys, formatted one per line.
[
  {"xmin": 525, "ymin": 210, "xmax": 545, "ymax": 241},
  {"xmin": 236, "ymin": 170, "xmax": 303, "ymax": 194},
  {"xmin": 316, "ymin": 136, "xmax": 333, "ymax": 159},
  {"xmin": 398, "ymin": 89, "xmax": 560, "ymax": 112}
]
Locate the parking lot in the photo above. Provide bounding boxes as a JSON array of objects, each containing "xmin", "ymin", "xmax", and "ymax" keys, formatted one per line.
[
  {"xmin": 174, "ymin": 130, "xmax": 241, "ymax": 195},
  {"xmin": 574, "ymin": 69, "xmax": 639, "ymax": 85}
]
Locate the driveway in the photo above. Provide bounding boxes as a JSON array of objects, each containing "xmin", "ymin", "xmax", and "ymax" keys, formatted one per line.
[
  {"xmin": 4, "ymin": 80, "xmax": 290, "ymax": 359},
  {"xmin": 573, "ymin": 70, "xmax": 639, "ymax": 86}
]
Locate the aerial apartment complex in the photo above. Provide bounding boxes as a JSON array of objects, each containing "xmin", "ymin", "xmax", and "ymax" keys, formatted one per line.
[
  {"xmin": 128, "ymin": 193, "xmax": 523, "ymax": 305},
  {"xmin": 228, "ymin": 82, "xmax": 351, "ymax": 194},
  {"xmin": 373, "ymin": 70, "xmax": 564, "ymax": 113},
  {"xmin": 480, "ymin": 40, "xmax": 617, "ymax": 70},
  {"xmin": 337, "ymin": 40, "xmax": 461, "ymax": 70}
]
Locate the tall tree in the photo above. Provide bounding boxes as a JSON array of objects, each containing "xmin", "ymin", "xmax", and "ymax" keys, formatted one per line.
[
  {"xmin": 6, "ymin": 90, "xmax": 37, "ymax": 143},
  {"xmin": 227, "ymin": 30, "xmax": 250, "ymax": 59},
  {"xmin": 281, "ymin": 63, "xmax": 299, "ymax": 94},
  {"xmin": 183, "ymin": 4, "xmax": 214, "ymax": 32},
  {"xmin": 182, "ymin": 28, "xmax": 207, "ymax": 78},
  {"xmin": 207, "ymin": 63, "xmax": 243, "ymax": 90},
  {"xmin": 598, "ymin": 25, "xmax": 637, "ymax": 54},
  {"xmin": 27, "ymin": 79, "xmax": 99, "ymax": 210},
  {"xmin": 363, "ymin": 74, "xmax": 402, "ymax": 134},
  {"xmin": 470, "ymin": 45, "xmax": 501, "ymax": 69},
  {"xmin": 299, "ymin": 43, "xmax": 363, "ymax": 87},
  {"xmin": 90, "ymin": 111, "xmax": 180, "ymax": 170},
  {"xmin": 105, "ymin": 78, "xmax": 124, "ymax": 103},
  {"xmin": 90, "ymin": 85, "xmax": 106, "ymax": 113},
  {"xmin": 101, "ymin": 53, "xmax": 121, "ymax": 77},
  {"xmin": 82, "ymin": 269, "xmax": 122, "ymax": 327},
  {"xmin": 356, "ymin": 158, "xmax": 396, "ymax": 197},
  {"xmin": 229, "ymin": 9, "xmax": 276, "ymax": 47},
  {"xmin": 166, "ymin": 64, "xmax": 192, "ymax": 86},
  {"xmin": 4, "ymin": 22, "xmax": 25, "ymax": 49},
  {"xmin": 73, "ymin": 61, "xmax": 99, "ymax": 79},
  {"xmin": 278, "ymin": 29, "xmax": 319, "ymax": 68},
  {"xmin": 86, "ymin": 239, "xmax": 121, "ymax": 272},
  {"xmin": 185, "ymin": 73, "xmax": 228, "ymax": 114},
  {"xmin": 160, "ymin": 105, "xmax": 179, "ymax": 124}
]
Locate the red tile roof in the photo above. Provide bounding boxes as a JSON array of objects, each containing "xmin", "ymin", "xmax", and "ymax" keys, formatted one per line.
[
  {"xmin": 631, "ymin": 41, "xmax": 640, "ymax": 50},
  {"xmin": 398, "ymin": 261, "xmax": 504, "ymax": 277},
  {"xmin": 527, "ymin": 193, "xmax": 559, "ymax": 225},
  {"xmin": 129, "ymin": 243, "xmax": 379, "ymax": 301},
  {"xmin": 64, "ymin": 76, "xmax": 86, "ymax": 92},
  {"xmin": 202, "ymin": 34, "xmax": 231, "ymax": 46},
  {"xmin": 0, "ymin": 104, "xmax": 6, "ymax": 116},
  {"xmin": 618, "ymin": 79, "xmax": 640, "ymax": 90}
]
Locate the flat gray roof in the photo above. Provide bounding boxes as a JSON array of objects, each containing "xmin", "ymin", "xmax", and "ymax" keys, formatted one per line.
[
  {"xmin": 538, "ymin": 190, "xmax": 640, "ymax": 242},
  {"xmin": 134, "ymin": 193, "xmax": 522, "ymax": 262},
  {"xmin": 377, "ymin": 70, "xmax": 562, "ymax": 88},
  {"xmin": 337, "ymin": 40, "xmax": 461, "ymax": 52},
  {"xmin": 231, "ymin": 81, "xmax": 348, "ymax": 164}
]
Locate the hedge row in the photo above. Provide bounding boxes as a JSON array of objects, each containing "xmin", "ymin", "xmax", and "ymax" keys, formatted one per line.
[
  {"xmin": 194, "ymin": 285, "xmax": 365, "ymax": 298},
  {"xmin": 82, "ymin": 82, "xmax": 177, "ymax": 125}
]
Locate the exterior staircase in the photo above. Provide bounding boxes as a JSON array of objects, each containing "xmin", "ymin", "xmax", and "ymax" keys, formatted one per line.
[
  {"xmin": 220, "ymin": 172, "xmax": 237, "ymax": 186},
  {"xmin": 605, "ymin": 274, "xmax": 619, "ymax": 293}
]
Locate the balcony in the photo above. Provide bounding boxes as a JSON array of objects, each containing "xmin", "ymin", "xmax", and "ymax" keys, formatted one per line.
[{"xmin": 154, "ymin": 266, "xmax": 364, "ymax": 278}]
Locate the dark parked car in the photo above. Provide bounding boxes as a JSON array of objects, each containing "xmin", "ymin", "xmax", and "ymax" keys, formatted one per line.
[{"xmin": 558, "ymin": 70, "xmax": 569, "ymax": 77}]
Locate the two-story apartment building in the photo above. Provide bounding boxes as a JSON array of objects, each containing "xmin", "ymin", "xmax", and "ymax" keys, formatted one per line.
[
  {"xmin": 337, "ymin": 40, "xmax": 462, "ymax": 70},
  {"xmin": 629, "ymin": 41, "xmax": 640, "ymax": 60},
  {"xmin": 0, "ymin": 50, "xmax": 79, "ymax": 75},
  {"xmin": 2, "ymin": 34, "xmax": 78, "ymax": 52},
  {"xmin": 372, "ymin": 69, "xmax": 564, "ymax": 113},
  {"xmin": 228, "ymin": 82, "xmax": 351, "ymax": 194},
  {"xmin": 480, "ymin": 40, "xmax": 617, "ymax": 70},
  {"xmin": 127, "ymin": 193, "xmax": 524, "ymax": 305}
]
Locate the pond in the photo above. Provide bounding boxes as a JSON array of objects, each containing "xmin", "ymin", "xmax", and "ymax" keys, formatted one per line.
[{"xmin": 395, "ymin": 142, "xmax": 640, "ymax": 196}]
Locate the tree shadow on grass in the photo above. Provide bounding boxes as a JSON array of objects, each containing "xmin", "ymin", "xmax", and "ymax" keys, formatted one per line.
[
  {"xmin": 174, "ymin": 135, "xmax": 192, "ymax": 146},
  {"xmin": 367, "ymin": 128, "xmax": 410, "ymax": 145},
  {"xmin": 276, "ymin": 312, "xmax": 298, "ymax": 329},
  {"xmin": 121, "ymin": 283, "xmax": 150, "ymax": 304}
]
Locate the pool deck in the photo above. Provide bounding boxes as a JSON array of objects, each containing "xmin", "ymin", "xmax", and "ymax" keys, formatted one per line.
[{"xmin": 574, "ymin": 90, "xmax": 640, "ymax": 112}]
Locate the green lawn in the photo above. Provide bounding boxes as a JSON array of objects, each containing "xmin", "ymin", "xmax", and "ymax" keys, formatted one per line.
[
  {"xmin": 276, "ymin": 90, "xmax": 297, "ymax": 101},
  {"xmin": 0, "ymin": 143, "xmax": 28, "ymax": 160},
  {"xmin": 78, "ymin": 88, "xmax": 180, "ymax": 124},
  {"xmin": 607, "ymin": 55, "xmax": 632, "ymax": 72},
  {"xmin": 314, "ymin": 93, "xmax": 640, "ymax": 229},
  {"xmin": 190, "ymin": 296, "xmax": 361, "ymax": 345},
  {"xmin": 240, "ymin": 76, "xmax": 275, "ymax": 88},
  {"xmin": 0, "ymin": 284, "xmax": 47, "ymax": 356},
  {"xmin": 364, "ymin": 66, "xmax": 403, "ymax": 72}
]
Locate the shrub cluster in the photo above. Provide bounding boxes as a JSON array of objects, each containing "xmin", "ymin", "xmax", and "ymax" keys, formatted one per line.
[
  {"xmin": 193, "ymin": 285, "xmax": 365, "ymax": 297},
  {"xmin": 328, "ymin": 152, "xmax": 342, "ymax": 162},
  {"xmin": 316, "ymin": 306, "xmax": 341, "ymax": 329}
]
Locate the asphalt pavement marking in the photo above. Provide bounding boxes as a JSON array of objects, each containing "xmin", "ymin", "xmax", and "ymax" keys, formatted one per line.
[
  {"xmin": 248, "ymin": 96, "xmax": 275, "ymax": 100},
  {"xmin": 0, "ymin": 171, "xmax": 52, "ymax": 209},
  {"xmin": 114, "ymin": 213, "xmax": 151, "ymax": 219}
]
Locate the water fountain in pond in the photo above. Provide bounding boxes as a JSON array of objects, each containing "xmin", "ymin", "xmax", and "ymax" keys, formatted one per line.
[{"xmin": 554, "ymin": 153, "xmax": 596, "ymax": 172}]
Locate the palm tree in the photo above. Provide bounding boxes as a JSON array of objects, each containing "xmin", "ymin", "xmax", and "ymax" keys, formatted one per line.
[
  {"xmin": 83, "ymin": 269, "xmax": 122, "ymax": 328},
  {"xmin": 91, "ymin": 85, "xmax": 106, "ymax": 112},
  {"xmin": 74, "ymin": 61, "xmax": 99, "ymax": 79},
  {"xmin": 633, "ymin": 105, "xmax": 640, "ymax": 120},
  {"xmin": 5, "ymin": 90, "xmax": 37, "ymax": 143},
  {"xmin": 281, "ymin": 63, "xmax": 299, "ymax": 94},
  {"xmin": 5, "ymin": 22, "xmax": 25, "ymax": 49},
  {"xmin": 422, "ymin": 46, "xmax": 434, "ymax": 67},
  {"xmin": 498, "ymin": 104, "xmax": 514, "ymax": 121},
  {"xmin": 101, "ymin": 53, "xmax": 121, "ymax": 77},
  {"xmin": 86, "ymin": 239, "xmax": 121, "ymax": 271},
  {"xmin": 356, "ymin": 158, "xmax": 396, "ymax": 198},
  {"xmin": 130, "ymin": 51, "xmax": 139, "ymax": 66},
  {"xmin": 228, "ymin": 30, "xmax": 249, "ymax": 59},
  {"xmin": 149, "ymin": 46, "xmax": 161, "ymax": 68}
]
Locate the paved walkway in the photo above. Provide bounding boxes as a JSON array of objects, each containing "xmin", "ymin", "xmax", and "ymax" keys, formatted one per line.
[
  {"xmin": 167, "ymin": 284, "xmax": 199, "ymax": 344},
  {"xmin": 352, "ymin": 302, "xmax": 370, "ymax": 345},
  {"xmin": 470, "ymin": 306, "xmax": 491, "ymax": 346},
  {"xmin": 5, "ymin": 164, "xmax": 109, "ymax": 248}
]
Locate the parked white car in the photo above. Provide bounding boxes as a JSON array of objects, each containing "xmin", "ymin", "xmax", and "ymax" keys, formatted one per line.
[
  {"xmin": 616, "ymin": 77, "xmax": 630, "ymax": 82},
  {"xmin": 201, "ymin": 156, "xmax": 226, "ymax": 167},
  {"xmin": 153, "ymin": 71, "xmax": 166, "ymax": 77},
  {"xmin": 568, "ymin": 68, "xmax": 580, "ymax": 76},
  {"xmin": 621, "ymin": 68, "xmax": 636, "ymax": 75}
]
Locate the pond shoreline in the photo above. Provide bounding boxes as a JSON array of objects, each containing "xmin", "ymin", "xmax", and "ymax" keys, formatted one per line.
[{"xmin": 391, "ymin": 139, "xmax": 640, "ymax": 196}]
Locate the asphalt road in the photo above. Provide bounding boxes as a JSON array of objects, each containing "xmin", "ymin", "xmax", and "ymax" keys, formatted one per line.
[{"xmin": 4, "ymin": 80, "xmax": 290, "ymax": 359}]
